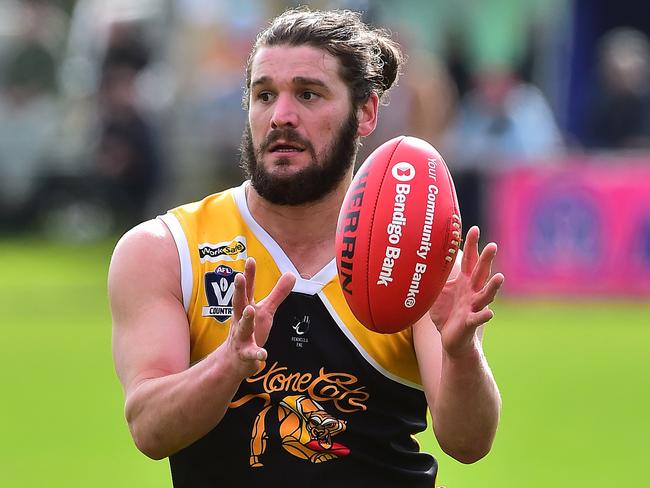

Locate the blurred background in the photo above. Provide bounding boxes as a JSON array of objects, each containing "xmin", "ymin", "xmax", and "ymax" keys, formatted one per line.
[
  {"xmin": 1, "ymin": 0, "xmax": 650, "ymax": 294},
  {"xmin": 0, "ymin": 0, "xmax": 648, "ymax": 487}
]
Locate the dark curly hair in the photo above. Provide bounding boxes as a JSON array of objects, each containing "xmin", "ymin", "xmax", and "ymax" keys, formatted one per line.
[{"xmin": 243, "ymin": 7, "xmax": 404, "ymax": 109}]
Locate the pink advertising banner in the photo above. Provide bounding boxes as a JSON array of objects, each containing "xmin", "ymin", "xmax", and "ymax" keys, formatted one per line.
[{"xmin": 489, "ymin": 159, "xmax": 650, "ymax": 296}]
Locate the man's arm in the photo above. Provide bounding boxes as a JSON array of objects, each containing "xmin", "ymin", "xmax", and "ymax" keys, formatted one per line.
[
  {"xmin": 109, "ymin": 219, "xmax": 294, "ymax": 459},
  {"xmin": 413, "ymin": 226, "xmax": 503, "ymax": 463}
]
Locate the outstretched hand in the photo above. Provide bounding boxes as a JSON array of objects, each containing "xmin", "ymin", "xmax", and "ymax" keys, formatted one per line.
[
  {"xmin": 226, "ymin": 257, "xmax": 296, "ymax": 378},
  {"xmin": 428, "ymin": 226, "xmax": 504, "ymax": 358}
]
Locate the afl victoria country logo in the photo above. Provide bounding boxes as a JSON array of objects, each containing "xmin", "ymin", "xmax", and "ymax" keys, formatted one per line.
[
  {"xmin": 202, "ymin": 264, "xmax": 241, "ymax": 322},
  {"xmin": 391, "ymin": 162, "xmax": 415, "ymax": 182}
]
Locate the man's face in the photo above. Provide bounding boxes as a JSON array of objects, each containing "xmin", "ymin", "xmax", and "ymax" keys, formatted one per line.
[{"xmin": 241, "ymin": 45, "xmax": 360, "ymax": 205}]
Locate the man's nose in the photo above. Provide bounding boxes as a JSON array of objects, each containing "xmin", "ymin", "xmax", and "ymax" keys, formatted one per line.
[{"xmin": 270, "ymin": 94, "xmax": 299, "ymax": 129}]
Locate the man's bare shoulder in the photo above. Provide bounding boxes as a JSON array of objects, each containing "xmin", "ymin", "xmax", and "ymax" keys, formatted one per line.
[
  {"xmin": 117, "ymin": 218, "xmax": 173, "ymax": 247},
  {"xmin": 112, "ymin": 218, "xmax": 176, "ymax": 259},
  {"xmin": 109, "ymin": 219, "xmax": 181, "ymax": 301}
]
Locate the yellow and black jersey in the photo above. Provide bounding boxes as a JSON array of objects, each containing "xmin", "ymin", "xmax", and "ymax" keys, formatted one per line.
[{"xmin": 159, "ymin": 182, "xmax": 437, "ymax": 487}]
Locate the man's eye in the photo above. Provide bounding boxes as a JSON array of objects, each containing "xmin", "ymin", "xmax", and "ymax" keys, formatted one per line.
[
  {"xmin": 301, "ymin": 91, "xmax": 319, "ymax": 101},
  {"xmin": 258, "ymin": 92, "xmax": 273, "ymax": 102}
]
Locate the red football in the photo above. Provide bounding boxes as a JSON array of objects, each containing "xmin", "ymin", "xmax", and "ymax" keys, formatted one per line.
[{"xmin": 336, "ymin": 136, "xmax": 462, "ymax": 333}]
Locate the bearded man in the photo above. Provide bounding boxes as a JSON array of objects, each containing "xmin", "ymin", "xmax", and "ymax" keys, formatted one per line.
[{"xmin": 109, "ymin": 8, "xmax": 503, "ymax": 487}]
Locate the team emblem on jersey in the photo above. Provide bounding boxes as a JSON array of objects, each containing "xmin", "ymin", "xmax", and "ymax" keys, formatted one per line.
[
  {"xmin": 202, "ymin": 264, "xmax": 241, "ymax": 322},
  {"xmin": 291, "ymin": 315, "xmax": 311, "ymax": 348},
  {"xmin": 230, "ymin": 362, "xmax": 370, "ymax": 467},
  {"xmin": 199, "ymin": 236, "xmax": 247, "ymax": 263},
  {"xmin": 232, "ymin": 394, "xmax": 350, "ymax": 467}
]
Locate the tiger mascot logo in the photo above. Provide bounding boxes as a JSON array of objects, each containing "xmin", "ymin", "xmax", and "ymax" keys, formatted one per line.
[{"xmin": 232, "ymin": 394, "xmax": 350, "ymax": 467}]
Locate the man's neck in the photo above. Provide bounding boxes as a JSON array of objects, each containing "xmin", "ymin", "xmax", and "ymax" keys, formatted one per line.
[{"xmin": 245, "ymin": 179, "xmax": 350, "ymax": 277}]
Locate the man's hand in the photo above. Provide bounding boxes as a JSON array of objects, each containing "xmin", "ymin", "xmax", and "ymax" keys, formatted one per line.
[
  {"xmin": 225, "ymin": 257, "xmax": 296, "ymax": 378},
  {"xmin": 428, "ymin": 226, "xmax": 504, "ymax": 357}
]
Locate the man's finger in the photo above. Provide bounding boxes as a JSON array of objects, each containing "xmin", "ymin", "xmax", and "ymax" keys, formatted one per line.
[
  {"xmin": 231, "ymin": 272, "xmax": 247, "ymax": 322},
  {"xmin": 467, "ymin": 308, "xmax": 495, "ymax": 328},
  {"xmin": 461, "ymin": 226, "xmax": 480, "ymax": 275},
  {"xmin": 254, "ymin": 348, "xmax": 267, "ymax": 362},
  {"xmin": 234, "ymin": 304, "xmax": 256, "ymax": 341},
  {"xmin": 239, "ymin": 345, "xmax": 267, "ymax": 362},
  {"xmin": 472, "ymin": 273, "xmax": 505, "ymax": 312},
  {"xmin": 471, "ymin": 242, "xmax": 497, "ymax": 291},
  {"xmin": 238, "ymin": 346, "xmax": 268, "ymax": 361},
  {"xmin": 261, "ymin": 272, "xmax": 296, "ymax": 314},
  {"xmin": 244, "ymin": 257, "xmax": 256, "ymax": 305}
]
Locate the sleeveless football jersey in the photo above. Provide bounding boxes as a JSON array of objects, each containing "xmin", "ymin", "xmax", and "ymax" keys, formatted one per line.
[{"xmin": 159, "ymin": 182, "xmax": 437, "ymax": 487}]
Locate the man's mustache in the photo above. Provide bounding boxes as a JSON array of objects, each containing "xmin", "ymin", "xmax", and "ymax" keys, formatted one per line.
[{"xmin": 259, "ymin": 128, "xmax": 315, "ymax": 157}]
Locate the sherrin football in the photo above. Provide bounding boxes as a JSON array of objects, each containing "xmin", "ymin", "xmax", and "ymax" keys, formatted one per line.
[{"xmin": 336, "ymin": 136, "xmax": 462, "ymax": 334}]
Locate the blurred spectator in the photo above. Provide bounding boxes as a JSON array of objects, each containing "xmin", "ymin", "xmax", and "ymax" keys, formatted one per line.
[
  {"xmin": 447, "ymin": 66, "xmax": 563, "ymax": 162},
  {"xmin": 3, "ymin": 33, "xmax": 57, "ymax": 98},
  {"xmin": 167, "ymin": 0, "xmax": 266, "ymax": 200},
  {"xmin": 0, "ymin": 0, "xmax": 67, "ymax": 230},
  {"xmin": 444, "ymin": 65, "xmax": 563, "ymax": 233},
  {"xmin": 361, "ymin": 47, "xmax": 458, "ymax": 164},
  {"xmin": 403, "ymin": 51, "xmax": 459, "ymax": 146},
  {"xmin": 94, "ymin": 23, "xmax": 163, "ymax": 230},
  {"xmin": 442, "ymin": 25, "xmax": 472, "ymax": 99},
  {"xmin": 583, "ymin": 27, "xmax": 650, "ymax": 149}
]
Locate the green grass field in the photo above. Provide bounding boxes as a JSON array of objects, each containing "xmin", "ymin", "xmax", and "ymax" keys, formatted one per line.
[{"xmin": 1, "ymin": 237, "xmax": 648, "ymax": 487}]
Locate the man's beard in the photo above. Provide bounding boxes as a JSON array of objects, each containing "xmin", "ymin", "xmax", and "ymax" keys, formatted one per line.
[{"xmin": 239, "ymin": 110, "xmax": 359, "ymax": 205}]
